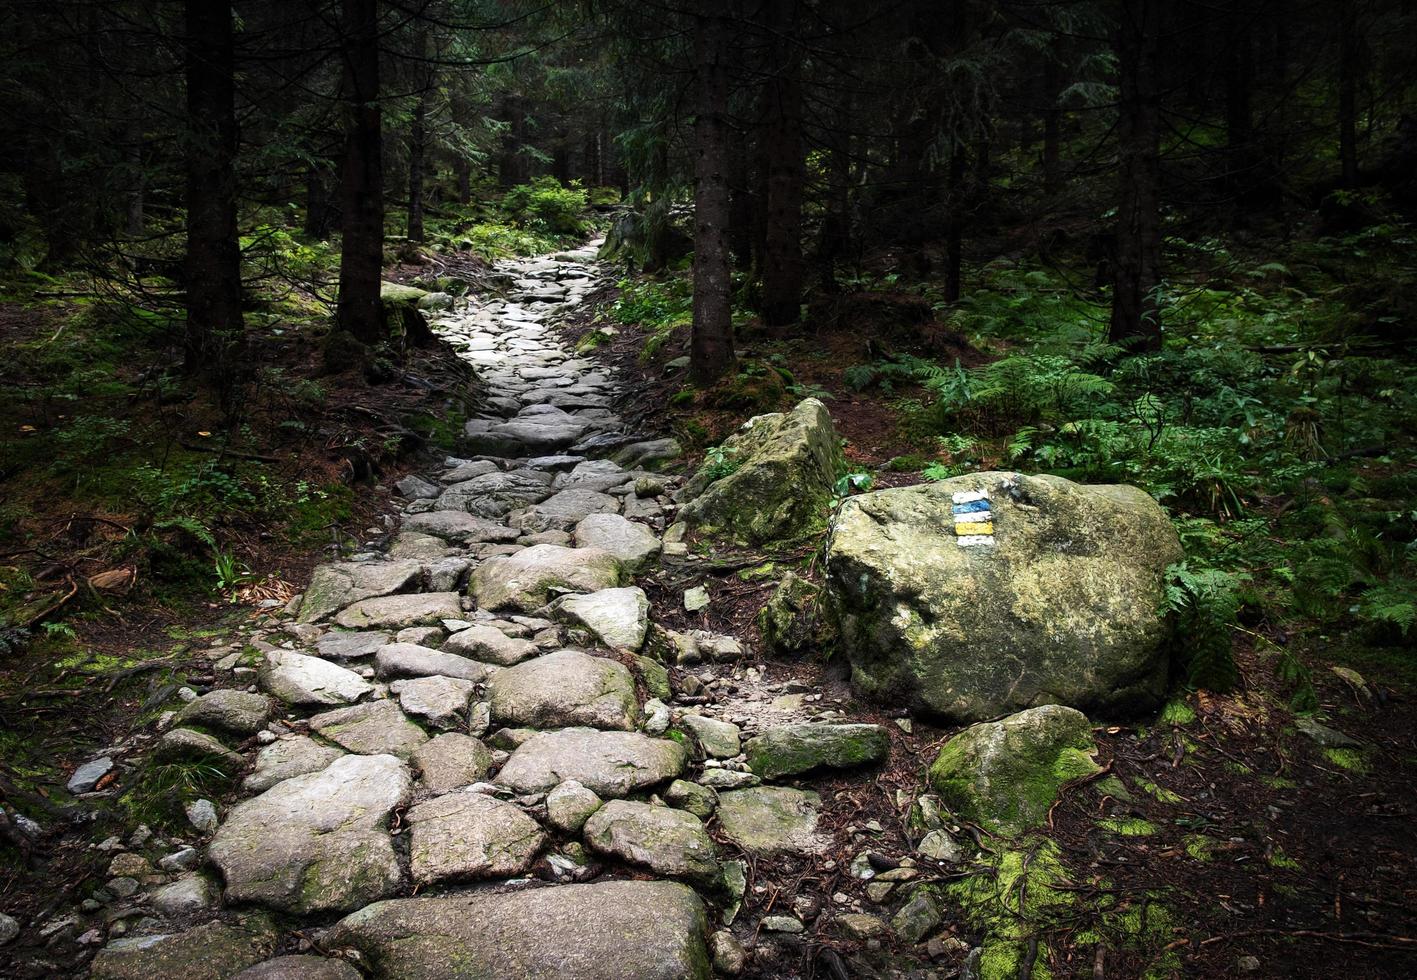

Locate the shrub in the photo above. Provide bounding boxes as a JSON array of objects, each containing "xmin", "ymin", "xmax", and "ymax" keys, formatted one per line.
[{"xmin": 500, "ymin": 177, "xmax": 588, "ymax": 236}]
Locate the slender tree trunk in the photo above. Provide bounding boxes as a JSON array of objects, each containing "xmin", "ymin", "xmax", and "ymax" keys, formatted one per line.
[
  {"xmin": 1224, "ymin": 0, "xmax": 1254, "ymax": 207},
  {"xmin": 336, "ymin": 0, "xmax": 384, "ymax": 344},
  {"xmin": 760, "ymin": 0, "xmax": 805, "ymax": 330},
  {"xmin": 727, "ymin": 139, "xmax": 754, "ymax": 271},
  {"xmin": 1042, "ymin": 54, "xmax": 1062, "ymax": 196},
  {"xmin": 183, "ymin": 0, "xmax": 243, "ymax": 379},
  {"xmin": 944, "ymin": 146, "xmax": 965, "ymax": 304},
  {"xmin": 125, "ymin": 122, "xmax": 144, "ymax": 237},
  {"xmin": 1338, "ymin": 0, "xmax": 1360, "ymax": 187},
  {"xmin": 690, "ymin": 5, "xmax": 735, "ymax": 384},
  {"xmin": 1109, "ymin": 0, "xmax": 1163, "ymax": 351},
  {"xmin": 407, "ymin": 30, "xmax": 428, "ymax": 242},
  {"xmin": 453, "ymin": 157, "xmax": 471, "ymax": 204}
]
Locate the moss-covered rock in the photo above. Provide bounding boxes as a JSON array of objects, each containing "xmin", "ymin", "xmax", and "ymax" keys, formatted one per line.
[
  {"xmin": 675, "ymin": 398, "xmax": 843, "ymax": 546},
  {"xmin": 744, "ymin": 722, "xmax": 890, "ymax": 779},
  {"xmin": 755, "ymin": 572, "xmax": 831, "ymax": 656},
  {"xmin": 90, "ymin": 914, "xmax": 278, "ymax": 980},
  {"xmin": 927, "ymin": 705, "xmax": 1100, "ymax": 836},
  {"xmin": 827, "ymin": 471, "xmax": 1181, "ymax": 721}
]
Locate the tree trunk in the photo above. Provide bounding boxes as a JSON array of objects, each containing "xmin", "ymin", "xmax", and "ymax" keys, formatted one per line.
[
  {"xmin": 944, "ymin": 146, "xmax": 965, "ymax": 304},
  {"xmin": 1338, "ymin": 0, "xmax": 1360, "ymax": 188},
  {"xmin": 407, "ymin": 30, "xmax": 428, "ymax": 242},
  {"xmin": 1109, "ymin": 0, "xmax": 1163, "ymax": 351},
  {"xmin": 1224, "ymin": 0, "xmax": 1255, "ymax": 207},
  {"xmin": 183, "ymin": 0, "xmax": 244, "ymax": 380},
  {"xmin": 690, "ymin": 5, "xmax": 735, "ymax": 384},
  {"xmin": 1042, "ymin": 54, "xmax": 1062, "ymax": 196},
  {"xmin": 336, "ymin": 0, "xmax": 384, "ymax": 344},
  {"xmin": 760, "ymin": 0, "xmax": 805, "ymax": 330},
  {"xmin": 453, "ymin": 157, "xmax": 471, "ymax": 204}
]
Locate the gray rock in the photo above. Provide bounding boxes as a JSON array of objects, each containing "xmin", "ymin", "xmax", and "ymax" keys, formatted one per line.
[
  {"xmin": 683, "ymin": 586, "xmax": 710, "ymax": 612},
  {"xmin": 573, "ymin": 513, "xmax": 661, "ymax": 570},
  {"xmin": 892, "ymin": 889, "xmax": 942, "ymax": 944},
  {"xmin": 440, "ymin": 459, "xmax": 499, "ymax": 483},
  {"xmin": 309, "ymin": 700, "xmax": 429, "ymax": 760},
  {"xmin": 315, "ymin": 631, "xmax": 390, "ymax": 660},
  {"xmin": 374, "ymin": 642, "xmax": 489, "ymax": 682},
  {"xmin": 710, "ymin": 931, "xmax": 746, "ymax": 976},
  {"xmin": 489, "ymin": 650, "xmax": 638, "ymax": 731},
  {"xmin": 158, "ymin": 847, "xmax": 200, "ymax": 872},
  {"xmin": 926, "ymin": 705, "xmax": 1100, "ymax": 836},
  {"xmin": 89, "ymin": 914, "xmax": 278, "ymax": 980},
  {"xmin": 716, "ymin": 787, "xmax": 828, "ymax": 856},
  {"xmin": 231, "ymin": 955, "xmax": 363, "ymax": 980},
  {"xmin": 761, "ymin": 915, "xmax": 803, "ymax": 934},
  {"xmin": 513, "ymin": 488, "xmax": 619, "ymax": 532},
  {"xmin": 395, "ymin": 475, "xmax": 441, "ymax": 500},
  {"xmin": 175, "ymin": 689, "xmax": 272, "ymax": 735},
  {"xmin": 398, "ymin": 675, "xmax": 475, "ymax": 730},
  {"xmin": 1295, "ymin": 716, "xmax": 1362, "ymax": 748},
  {"xmin": 424, "ymin": 557, "xmax": 471, "ymax": 592},
  {"xmin": 435, "ymin": 470, "xmax": 555, "ymax": 518},
  {"xmin": 546, "ymin": 779, "xmax": 603, "ymax": 833},
  {"xmin": 153, "ymin": 729, "xmax": 245, "ymax": 771},
  {"xmin": 443, "ymin": 624, "xmax": 539, "ymax": 666},
  {"xmin": 917, "ymin": 829, "xmax": 965, "ymax": 863},
  {"xmin": 745, "ymin": 722, "xmax": 890, "ymax": 779},
  {"xmin": 0, "ymin": 912, "xmax": 18, "ymax": 945},
  {"xmin": 676, "ymin": 399, "xmax": 842, "ymax": 545},
  {"xmin": 497, "ymin": 728, "xmax": 688, "ymax": 797},
  {"xmin": 613, "ymin": 437, "xmax": 683, "ymax": 470},
  {"xmin": 412, "ymin": 733, "xmax": 492, "ymax": 793},
  {"xmin": 328, "ymin": 880, "xmax": 710, "ymax": 979},
  {"xmin": 209, "ymin": 754, "xmax": 410, "ymax": 913},
  {"xmin": 642, "ymin": 697, "xmax": 670, "ymax": 734},
  {"xmin": 185, "ymin": 799, "xmax": 218, "ymax": 834},
  {"xmin": 828, "ymin": 472, "xmax": 1182, "ymax": 721},
  {"xmin": 583, "ymin": 800, "xmax": 719, "ymax": 884},
  {"xmin": 334, "ymin": 592, "xmax": 464, "ymax": 630},
  {"xmin": 554, "ymin": 587, "xmax": 650, "ymax": 650},
  {"xmin": 386, "ymin": 531, "xmax": 453, "ymax": 560},
  {"xmin": 244, "ymin": 736, "xmax": 344, "ymax": 793},
  {"xmin": 406, "ymin": 792, "xmax": 546, "ymax": 884},
  {"xmin": 396, "ymin": 626, "xmax": 444, "ymax": 647},
  {"xmin": 259, "ymin": 651, "xmax": 372, "ymax": 707},
  {"xmin": 470, "ymin": 544, "xmax": 626, "ymax": 612},
  {"xmin": 679, "ymin": 714, "xmax": 741, "ymax": 759},
  {"xmin": 67, "ymin": 756, "xmax": 113, "ymax": 794},
  {"xmin": 403, "ymin": 510, "xmax": 520, "ymax": 544},
  {"xmin": 664, "ymin": 779, "xmax": 719, "ymax": 820},
  {"xmin": 298, "ymin": 561, "xmax": 424, "ymax": 622},
  {"xmin": 149, "ymin": 875, "xmax": 217, "ymax": 917},
  {"xmin": 697, "ymin": 769, "xmax": 762, "ymax": 791}
]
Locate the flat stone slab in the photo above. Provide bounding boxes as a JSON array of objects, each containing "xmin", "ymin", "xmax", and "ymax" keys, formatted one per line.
[
  {"xmin": 555, "ymin": 587, "xmax": 650, "ymax": 650},
  {"xmin": 259, "ymin": 651, "xmax": 373, "ymax": 707},
  {"xmin": 573, "ymin": 513, "xmax": 661, "ymax": 570},
  {"xmin": 513, "ymin": 488, "xmax": 619, "ymax": 532},
  {"xmin": 412, "ymin": 733, "xmax": 492, "ymax": 793},
  {"xmin": 497, "ymin": 727, "xmax": 688, "ymax": 797},
  {"xmin": 715, "ymin": 786, "xmax": 829, "ymax": 856},
  {"xmin": 583, "ymin": 800, "xmax": 719, "ymax": 884},
  {"xmin": 489, "ymin": 650, "xmax": 638, "ymax": 731},
  {"xmin": 375, "ymin": 642, "xmax": 489, "ymax": 682},
  {"xmin": 679, "ymin": 714, "xmax": 742, "ymax": 759},
  {"xmin": 443, "ymin": 623, "xmax": 540, "ymax": 665},
  {"xmin": 407, "ymin": 791, "xmax": 546, "ymax": 884},
  {"xmin": 403, "ymin": 510, "xmax": 521, "ymax": 544},
  {"xmin": 176, "ymin": 689, "xmax": 272, "ymax": 735},
  {"xmin": 316, "ymin": 631, "xmax": 391, "ymax": 660},
  {"xmin": 745, "ymin": 722, "xmax": 891, "ymax": 779},
  {"xmin": 209, "ymin": 755, "xmax": 410, "ymax": 914},
  {"xmin": 397, "ymin": 675, "xmax": 475, "ymax": 730},
  {"xmin": 231, "ymin": 956, "xmax": 362, "ymax": 980},
  {"xmin": 434, "ymin": 471, "xmax": 554, "ymax": 518},
  {"xmin": 90, "ymin": 914, "xmax": 278, "ymax": 980},
  {"xmin": 309, "ymin": 700, "xmax": 429, "ymax": 759},
  {"xmin": 328, "ymin": 880, "xmax": 710, "ymax": 980},
  {"xmin": 470, "ymin": 544, "xmax": 625, "ymax": 612},
  {"xmin": 298, "ymin": 561, "xmax": 424, "ymax": 623},
  {"xmin": 243, "ymin": 736, "xmax": 344, "ymax": 794},
  {"xmin": 334, "ymin": 592, "xmax": 464, "ymax": 630}
]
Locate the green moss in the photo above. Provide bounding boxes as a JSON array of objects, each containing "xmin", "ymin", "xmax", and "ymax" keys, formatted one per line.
[
  {"xmin": 1322, "ymin": 747, "xmax": 1368, "ymax": 772},
  {"xmin": 1098, "ymin": 817, "xmax": 1159, "ymax": 837},
  {"xmin": 1138, "ymin": 780, "xmax": 1183, "ymax": 805},
  {"xmin": 1183, "ymin": 834, "xmax": 1218, "ymax": 862},
  {"xmin": 1157, "ymin": 699, "xmax": 1197, "ymax": 725},
  {"xmin": 1093, "ymin": 775, "xmax": 1135, "ymax": 802},
  {"xmin": 1268, "ymin": 848, "xmax": 1301, "ymax": 870}
]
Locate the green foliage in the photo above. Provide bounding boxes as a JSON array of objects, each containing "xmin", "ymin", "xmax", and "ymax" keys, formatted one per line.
[
  {"xmin": 701, "ymin": 445, "xmax": 741, "ymax": 482},
  {"xmin": 500, "ymin": 176, "xmax": 589, "ymax": 236},
  {"xmin": 1165, "ymin": 562, "xmax": 1246, "ymax": 691}
]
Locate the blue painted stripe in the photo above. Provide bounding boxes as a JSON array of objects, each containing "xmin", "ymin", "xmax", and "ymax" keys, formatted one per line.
[{"xmin": 952, "ymin": 500, "xmax": 991, "ymax": 515}]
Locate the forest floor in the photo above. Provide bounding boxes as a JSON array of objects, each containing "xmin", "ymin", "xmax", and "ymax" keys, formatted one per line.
[{"xmin": 0, "ymin": 223, "xmax": 1414, "ymax": 979}]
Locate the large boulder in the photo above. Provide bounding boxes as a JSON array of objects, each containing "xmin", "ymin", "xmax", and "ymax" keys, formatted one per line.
[
  {"xmin": 488, "ymin": 650, "xmax": 638, "ymax": 731},
  {"xmin": 583, "ymin": 800, "xmax": 719, "ymax": 884},
  {"xmin": 328, "ymin": 881, "xmax": 710, "ymax": 979},
  {"xmin": 674, "ymin": 398, "xmax": 843, "ymax": 545},
  {"xmin": 90, "ymin": 914, "xmax": 278, "ymax": 980},
  {"xmin": 496, "ymin": 728, "xmax": 688, "ymax": 797},
  {"xmin": 744, "ymin": 723, "xmax": 890, "ymax": 779},
  {"xmin": 926, "ymin": 705, "xmax": 1101, "ymax": 836},
  {"xmin": 714, "ymin": 786, "xmax": 828, "ymax": 857},
  {"xmin": 826, "ymin": 472, "xmax": 1182, "ymax": 722},
  {"xmin": 209, "ymin": 754, "xmax": 410, "ymax": 914},
  {"xmin": 469, "ymin": 545, "xmax": 626, "ymax": 612},
  {"xmin": 405, "ymin": 792, "xmax": 546, "ymax": 884},
  {"xmin": 298, "ymin": 561, "xmax": 424, "ymax": 623},
  {"xmin": 554, "ymin": 587, "xmax": 650, "ymax": 650}
]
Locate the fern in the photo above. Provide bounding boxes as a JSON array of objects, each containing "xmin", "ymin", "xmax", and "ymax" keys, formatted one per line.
[
  {"xmin": 1165, "ymin": 562, "xmax": 1247, "ymax": 691},
  {"xmin": 1358, "ymin": 582, "xmax": 1416, "ymax": 636}
]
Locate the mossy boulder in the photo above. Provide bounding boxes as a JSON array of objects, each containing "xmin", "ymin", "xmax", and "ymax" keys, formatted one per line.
[
  {"xmin": 674, "ymin": 398, "xmax": 843, "ymax": 546},
  {"xmin": 379, "ymin": 281, "xmax": 434, "ymax": 349},
  {"xmin": 90, "ymin": 914, "xmax": 278, "ymax": 980},
  {"xmin": 744, "ymin": 722, "xmax": 890, "ymax": 779},
  {"xmin": 827, "ymin": 471, "xmax": 1181, "ymax": 722},
  {"xmin": 755, "ymin": 572, "xmax": 831, "ymax": 656},
  {"xmin": 927, "ymin": 705, "xmax": 1100, "ymax": 836}
]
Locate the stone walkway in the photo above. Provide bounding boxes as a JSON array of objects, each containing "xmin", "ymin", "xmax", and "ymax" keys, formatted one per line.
[{"xmin": 86, "ymin": 242, "xmax": 896, "ymax": 980}]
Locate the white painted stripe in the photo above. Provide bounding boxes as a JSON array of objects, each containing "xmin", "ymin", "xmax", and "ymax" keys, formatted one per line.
[
  {"xmin": 953, "ymin": 511, "xmax": 991, "ymax": 524},
  {"xmin": 952, "ymin": 489, "xmax": 990, "ymax": 504},
  {"xmin": 957, "ymin": 535, "xmax": 996, "ymax": 547}
]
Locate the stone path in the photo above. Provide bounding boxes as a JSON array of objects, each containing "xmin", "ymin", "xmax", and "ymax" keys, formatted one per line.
[{"xmin": 85, "ymin": 242, "xmax": 898, "ymax": 980}]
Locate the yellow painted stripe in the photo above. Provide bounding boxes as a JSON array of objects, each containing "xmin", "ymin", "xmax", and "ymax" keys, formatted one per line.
[{"xmin": 955, "ymin": 521, "xmax": 994, "ymax": 536}]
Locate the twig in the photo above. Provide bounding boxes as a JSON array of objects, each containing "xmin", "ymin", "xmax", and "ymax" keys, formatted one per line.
[{"xmin": 1198, "ymin": 929, "xmax": 1417, "ymax": 951}]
